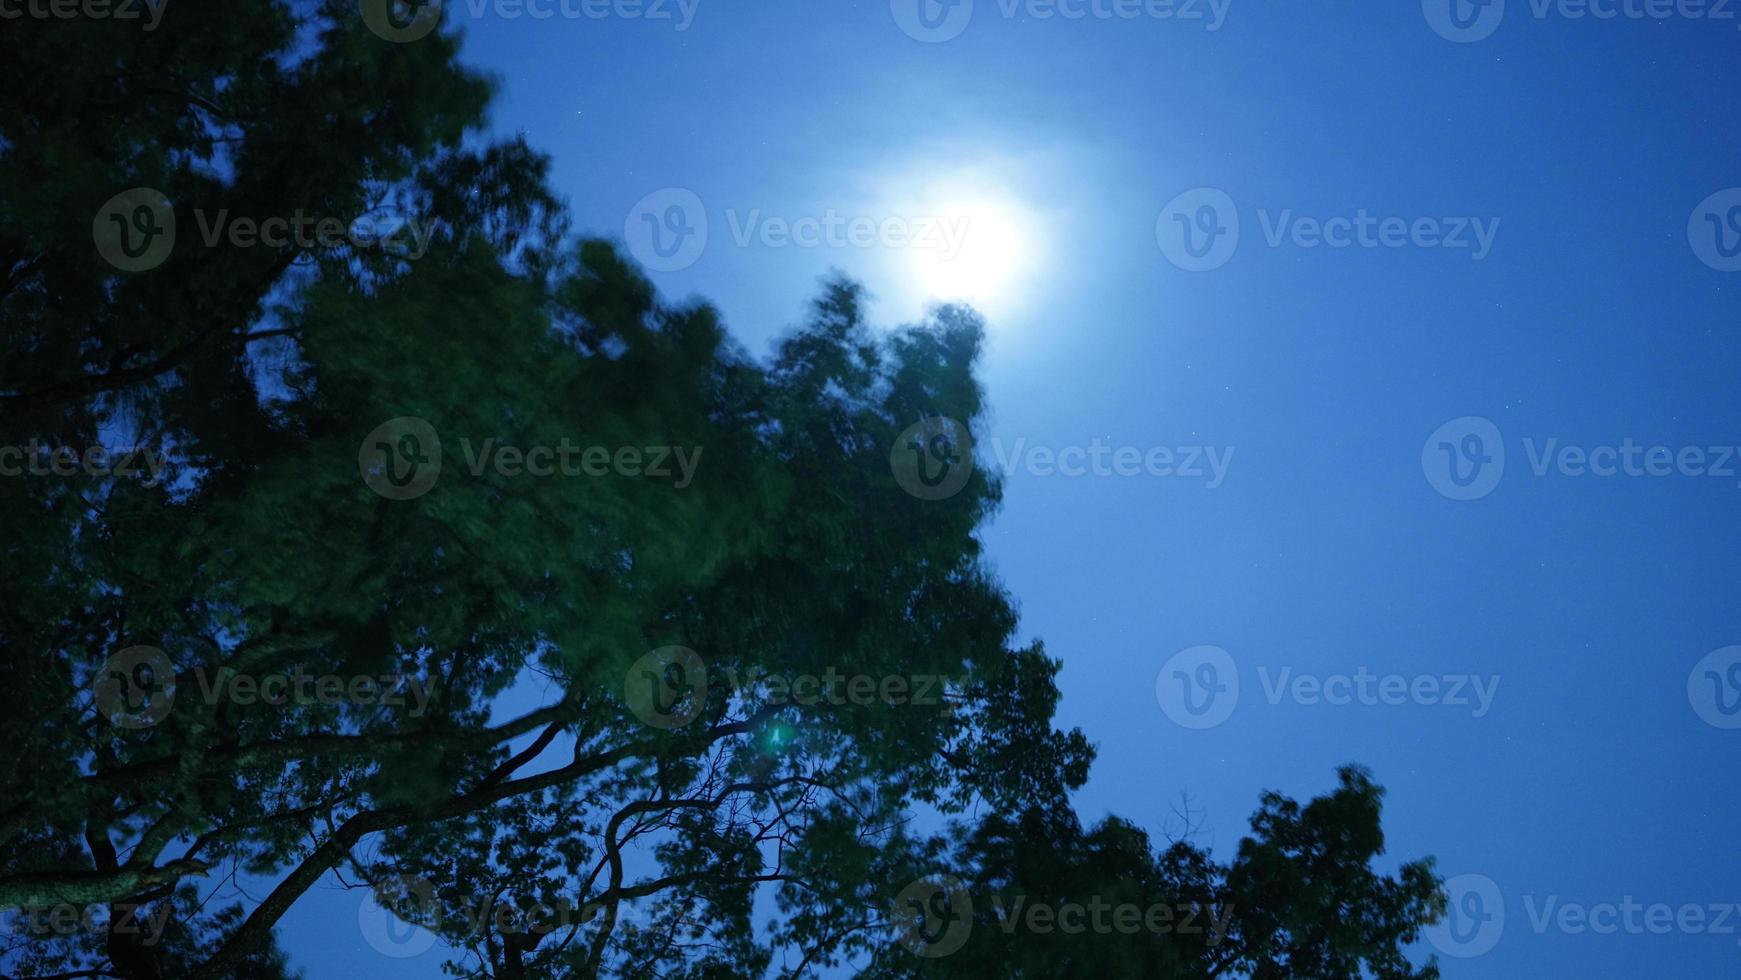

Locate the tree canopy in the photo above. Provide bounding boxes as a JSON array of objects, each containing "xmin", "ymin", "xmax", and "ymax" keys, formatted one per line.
[{"xmin": 0, "ymin": 2, "xmax": 1442, "ymax": 976}]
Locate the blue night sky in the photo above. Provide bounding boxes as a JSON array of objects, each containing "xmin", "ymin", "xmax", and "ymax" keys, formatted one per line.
[{"xmin": 278, "ymin": 1, "xmax": 1741, "ymax": 976}]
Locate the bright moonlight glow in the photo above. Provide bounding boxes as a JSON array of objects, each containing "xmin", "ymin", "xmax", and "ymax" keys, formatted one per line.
[
  {"xmin": 858, "ymin": 159, "xmax": 1052, "ymax": 322},
  {"xmin": 908, "ymin": 199, "xmax": 1033, "ymax": 308}
]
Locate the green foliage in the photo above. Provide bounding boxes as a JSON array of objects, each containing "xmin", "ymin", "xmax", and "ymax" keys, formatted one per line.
[{"xmin": 0, "ymin": 3, "xmax": 1440, "ymax": 978}]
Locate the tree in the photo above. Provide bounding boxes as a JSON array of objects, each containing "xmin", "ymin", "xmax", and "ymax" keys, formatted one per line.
[
  {"xmin": 0, "ymin": 2, "xmax": 1442, "ymax": 977},
  {"xmin": 861, "ymin": 767, "xmax": 1442, "ymax": 978}
]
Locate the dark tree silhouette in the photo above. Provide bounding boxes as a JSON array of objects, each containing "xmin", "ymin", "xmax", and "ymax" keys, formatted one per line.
[{"xmin": 0, "ymin": 2, "xmax": 1442, "ymax": 977}]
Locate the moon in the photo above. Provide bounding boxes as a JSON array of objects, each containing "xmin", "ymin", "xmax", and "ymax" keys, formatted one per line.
[{"xmin": 907, "ymin": 197, "xmax": 1034, "ymax": 308}]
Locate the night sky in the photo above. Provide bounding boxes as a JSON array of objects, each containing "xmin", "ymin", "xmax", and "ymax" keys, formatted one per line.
[{"xmin": 276, "ymin": 1, "xmax": 1741, "ymax": 975}]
